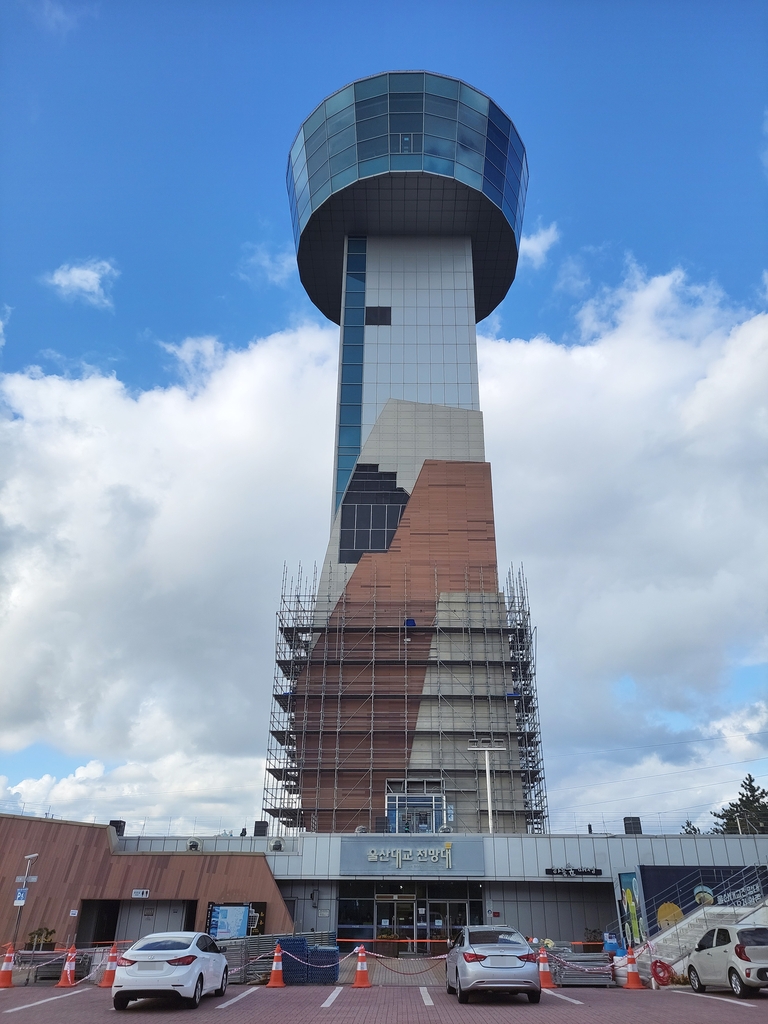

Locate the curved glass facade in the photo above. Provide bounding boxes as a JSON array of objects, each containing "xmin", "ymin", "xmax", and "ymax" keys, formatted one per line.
[{"xmin": 287, "ymin": 71, "xmax": 527, "ymax": 252}]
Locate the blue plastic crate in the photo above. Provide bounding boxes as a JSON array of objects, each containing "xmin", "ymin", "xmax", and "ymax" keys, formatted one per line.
[
  {"xmin": 275, "ymin": 936, "xmax": 308, "ymax": 985},
  {"xmin": 307, "ymin": 946, "xmax": 340, "ymax": 985}
]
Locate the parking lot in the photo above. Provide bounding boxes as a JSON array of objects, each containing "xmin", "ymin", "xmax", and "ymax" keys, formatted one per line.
[{"xmin": 0, "ymin": 983, "xmax": 765, "ymax": 1023}]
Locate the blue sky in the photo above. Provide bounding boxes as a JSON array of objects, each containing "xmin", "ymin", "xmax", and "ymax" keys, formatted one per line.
[
  {"xmin": 2, "ymin": 0, "xmax": 766, "ymax": 387},
  {"xmin": 0, "ymin": 0, "xmax": 766, "ymax": 833}
]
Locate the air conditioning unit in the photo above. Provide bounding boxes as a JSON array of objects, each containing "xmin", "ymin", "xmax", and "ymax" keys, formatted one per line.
[
  {"xmin": 186, "ymin": 838, "xmax": 201, "ymax": 852},
  {"xmin": 354, "ymin": 825, "xmax": 368, "ymax": 834},
  {"xmin": 268, "ymin": 838, "xmax": 284, "ymax": 852}
]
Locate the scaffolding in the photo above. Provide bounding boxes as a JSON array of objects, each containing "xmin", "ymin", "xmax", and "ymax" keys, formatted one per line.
[{"xmin": 262, "ymin": 563, "xmax": 548, "ymax": 836}]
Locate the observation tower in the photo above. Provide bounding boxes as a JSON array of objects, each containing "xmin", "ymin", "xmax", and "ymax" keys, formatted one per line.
[{"xmin": 264, "ymin": 72, "xmax": 547, "ymax": 837}]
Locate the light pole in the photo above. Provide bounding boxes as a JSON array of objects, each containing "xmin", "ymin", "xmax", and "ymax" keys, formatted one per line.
[
  {"xmin": 468, "ymin": 739, "xmax": 506, "ymax": 835},
  {"xmin": 11, "ymin": 854, "xmax": 38, "ymax": 950}
]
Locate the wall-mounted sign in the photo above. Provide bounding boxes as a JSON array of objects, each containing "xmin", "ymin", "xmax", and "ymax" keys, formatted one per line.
[
  {"xmin": 545, "ymin": 867, "xmax": 602, "ymax": 877},
  {"xmin": 15, "ymin": 876, "xmax": 37, "ymax": 883},
  {"xmin": 340, "ymin": 837, "xmax": 485, "ymax": 876},
  {"xmin": 69, "ymin": 909, "xmax": 78, "ymax": 917},
  {"xmin": 131, "ymin": 889, "xmax": 150, "ymax": 899},
  {"xmin": 205, "ymin": 902, "xmax": 266, "ymax": 938}
]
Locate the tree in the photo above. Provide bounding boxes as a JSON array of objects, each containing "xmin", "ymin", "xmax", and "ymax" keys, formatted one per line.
[
  {"xmin": 711, "ymin": 774, "xmax": 768, "ymax": 834},
  {"xmin": 681, "ymin": 819, "xmax": 701, "ymax": 835}
]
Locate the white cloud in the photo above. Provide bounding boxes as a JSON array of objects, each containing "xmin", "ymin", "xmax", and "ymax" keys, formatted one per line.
[
  {"xmin": 0, "ymin": 269, "xmax": 766, "ymax": 833},
  {"xmin": 555, "ymin": 255, "xmax": 590, "ymax": 295},
  {"xmin": 27, "ymin": 0, "xmax": 91, "ymax": 35},
  {"xmin": 0, "ymin": 305, "xmax": 11, "ymax": 348},
  {"xmin": 42, "ymin": 258, "xmax": 120, "ymax": 309},
  {"xmin": 237, "ymin": 243, "xmax": 297, "ymax": 287},
  {"xmin": 518, "ymin": 222, "xmax": 560, "ymax": 269}
]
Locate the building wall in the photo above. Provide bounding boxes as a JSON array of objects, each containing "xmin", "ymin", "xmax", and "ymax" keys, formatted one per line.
[{"xmin": 0, "ymin": 814, "xmax": 293, "ymax": 946}]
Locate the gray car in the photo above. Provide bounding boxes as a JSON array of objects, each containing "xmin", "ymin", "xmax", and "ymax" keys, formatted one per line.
[{"xmin": 446, "ymin": 926, "xmax": 541, "ymax": 1003}]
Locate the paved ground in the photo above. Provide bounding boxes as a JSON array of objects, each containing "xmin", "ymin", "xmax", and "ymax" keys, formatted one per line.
[{"xmin": 0, "ymin": 983, "xmax": 766, "ymax": 1022}]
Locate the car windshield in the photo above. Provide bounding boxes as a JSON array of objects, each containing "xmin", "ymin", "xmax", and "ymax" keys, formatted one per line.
[
  {"xmin": 737, "ymin": 928, "xmax": 768, "ymax": 946},
  {"xmin": 134, "ymin": 937, "xmax": 193, "ymax": 951},
  {"xmin": 469, "ymin": 930, "xmax": 526, "ymax": 945}
]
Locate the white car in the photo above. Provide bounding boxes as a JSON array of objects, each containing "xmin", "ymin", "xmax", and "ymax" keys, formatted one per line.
[
  {"xmin": 688, "ymin": 926, "xmax": 768, "ymax": 999},
  {"xmin": 112, "ymin": 931, "xmax": 229, "ymax": 1010}
]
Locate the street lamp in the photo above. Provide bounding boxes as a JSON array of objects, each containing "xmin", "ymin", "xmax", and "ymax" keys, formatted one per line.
[
  {"xmin": 468, "ymin": 739, "xmax": 506, "ymax": 835},
  {"xmin": 11, "ymin": 854, "xmax": 38, "ymax": 950}
]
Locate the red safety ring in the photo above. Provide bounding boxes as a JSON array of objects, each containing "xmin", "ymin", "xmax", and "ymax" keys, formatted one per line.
[{"xmin": 651, "ymin": 960, "xmax": 672, "ymax": 986}]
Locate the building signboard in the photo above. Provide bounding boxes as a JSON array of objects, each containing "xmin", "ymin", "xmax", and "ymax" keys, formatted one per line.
[
  {"xmin": 546, "ymin": 867, "xmax": 602, "ymax": 877},
  {"xmin": 340, "ymin": 837, "xmax": 485, "ymax": 876}
]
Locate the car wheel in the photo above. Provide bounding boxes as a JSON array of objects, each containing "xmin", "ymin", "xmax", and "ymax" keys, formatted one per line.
[
  {"xmin": 113, "ymin": 995, "xmax": 129, "ymax": 1011},
  {"xmin": 729, "ymin": 969, "xmax": 750, "ymax": 999},
  {"xmin": 185, "ymin": 975, "xmax": 204, "ymax": 1009},
  {"xmin": 688, "ymin": 966, "xmax": 706, "ymax": 993},
  {"xmin": 457, "ymin": 976, "xmax": 469, "ymax": 1004},
  {"xmin": 214, "ymin": 967, "xmax": 228, "ymax": 997},
  {"xmin": 446, "ymin": 967, "xmax": 456, "ymax": 995},
  {"xmin": 528, "ymin": 990, "xmax": 541, "ymax": 1003}
]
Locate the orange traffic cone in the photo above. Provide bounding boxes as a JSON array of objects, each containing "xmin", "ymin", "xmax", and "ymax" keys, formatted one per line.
[
  {"xmin": 0, "ymin": 946, "xmax": 14, "ymax": 989},
  {"xmin": 537, "ymin": 947, "xmax": 555, "ymax": 989},
  {"xmin": 55, "ymin": 946, "xmax": 77, "ymax": 988},
  {"xmin": 98, "ymin": 944, "xmax": 118, "ymax": 988},
  {"xmin": 266, "ymin": 942, "xmax": 286, "ymax": 988},
  {"xmin": 625, "ymin": 947, "xmax": 644, "ymax": 989},
  {"xmin": 352, "ymin": 944, "xmax": 371, "ymax": 989}
]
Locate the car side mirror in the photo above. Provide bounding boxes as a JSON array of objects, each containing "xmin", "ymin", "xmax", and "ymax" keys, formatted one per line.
[
  {"xmin": 219, "ymin": 946, "xmax": 227, "ymax": 952},
  {"xmin": 694, "ymin": 944, "xmax": 702, "ymax": 952}
]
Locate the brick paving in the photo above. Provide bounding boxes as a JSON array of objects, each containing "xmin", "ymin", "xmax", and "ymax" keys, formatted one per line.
[{"xmin": 0, "ymin": 982, "xmax": 765, "ymax": 1022}]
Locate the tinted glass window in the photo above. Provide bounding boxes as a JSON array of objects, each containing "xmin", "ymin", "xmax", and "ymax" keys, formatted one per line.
[
  {"xmin": 697, "ymin": 930, "xmax": 715, "ymax": 950},
  {"xmin": 469, "ymin": 929, "xmax": 525, "ymax": 945},
  {"xmin": 389, "ymin": 92, "xmax": 423, "ymax": 112},
  {"xmin": 738, "ymin": 928, "xmax": 768, "ymax": 946},
  {"xmin": 356, "ymin": 96, "xmax": 388, "ymax": 120},
  {"xmin": 196, "ymin": 936, "xmax": 210, "ymax": 951},
  {"xmin": 135, "ymin": 938, "xmax": 192, "ymax": 951},
  {"xmin": 715, "ymin": 929, "xmax": 731, "ymax": 947}
]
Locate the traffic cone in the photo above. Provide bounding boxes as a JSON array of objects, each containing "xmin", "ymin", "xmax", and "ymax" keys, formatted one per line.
[
  {"xmin": 0, "ymin": 946, "xmax": 14, "ymax": 989},
  {"xmin": 55, "ymin": 946, "xmax": 77, "ymax": 988},
  {"xmin": 98, "ymin": 944, "xmax": 118, "ymax": 988},
  {"xmin": 266, "ymin": 942, "xmax": 286, "ymax": 988},
  {"xmin": 625, "ymin": 947, "xmax": 644, "ymax": 989},
  {"xmin": 537, "ymin": 947, "xmax": 555, "ymax": 989},
  {"xmin": 352, "ymin": 944, "xmax": 371, "ymax": 989}
]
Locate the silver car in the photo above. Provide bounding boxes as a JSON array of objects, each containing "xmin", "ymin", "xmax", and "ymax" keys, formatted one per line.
[
  {"xmin": 446, "ymin": 926, "xmax": 541, "ymax": 1003},
  {"xmin": 688, "ymin": 926, "xmax": 768, "ymax": 998}
]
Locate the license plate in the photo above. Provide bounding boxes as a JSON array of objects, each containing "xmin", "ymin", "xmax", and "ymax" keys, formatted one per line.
[{"xmin": 137, "ymin": 962, "xmax": 164, "ymax": 971}]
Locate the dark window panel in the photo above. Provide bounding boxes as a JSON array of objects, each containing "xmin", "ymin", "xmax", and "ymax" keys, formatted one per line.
[
  {"xmin": 424, "ymin": 73, "xmax": 459, "ymax": 98},
  {"xmin": 339, "ymin": 530, "xmax": 355, "ymax": 549},
  {"xmin": 482, "ymin": 177, "xmax": 503, "ymax": 206},
  {"xmin": 345, "ymin": 289, "xmax": 365, "ymax": 307},
  {"xmin": 355, "ymin": 94, "xmax": 388, "ymax": 119},
  {"xmin": 486, "ymin": 119, "xmax": 508, "ymax": 153},
  {"xmin": 483, "ymin": 159, "xmax": 505, "ymax": 192},
  {"xmin": 347, "ymin": 238, "xmax": 367, "ymax": 253},
  {"xmin": 346, "ymin": 253, "xmax": 367, "ymax": 273},
  {"xmin": 370, "ymin": 529, "xmax": 386, "ymax": 550},
  {"xmin": 488, "ymin": 100, "xmax": 511, "ymax": 138},
  {"xmin": 357, "ymin": 135, "xmax": 388, "ymax": 160},
  {"xmin": 326, "ymin": 104, "xmax": 355, "ymax": 138},
  {"xmin": 354, "ymin": 75, "xmax": 388, "ymax": 100},
  {"xmin": 338, "ymin": 425, "xmax": 361, "ymax": 447},
  {"xmin": 344, "ymin": 304, "xmax": 365, "ymax": 323},
  {"xmin": 425, "ymin": 94, "xmax": 458, "ymax": 118},
  {"xmin": 343, "ymin": 324, "xmax": 364, "ymax": 342},
  {"xmin": 458, "ymin": 103, "xmax": 486, "ymax": 133},
  {"xmin": 389, "ymin": 133, "xmax": 401, "ymax": 154},
  {"xmin": 341, "ymin": 363, "xmax": 363, "ymax": 384},
  {"xmin": 342, "ymin": 344, "xmax": 364, "ymax": 363},
  {"xmin": 339, "ymin": 404, "xmax": 362, "ymax": 426},
  {"xmin": 329, "ymin": 125, "xmax": 356, "ymax": 157},
  {"xmin": 457, "ymin": 123, "xmax": 485, "ymax": 154},
  {"xmin": 485, "ymin": 138, "xmax": 506, "ymax": 172},
  {"xmin": 356, "ymin": 113, "xmax": 388, "ymax": 142},
  {"xmin": 371, "ymin": 505, "xmax": 386, "ymax": 529},
  {"xmin": 306, "ymin": 143, "xmax": 329, "ymax": 177},
  {"xmin": 341, "ymin": 384, "xmax": 363, "ymax": 404},
  {"xmin": 345, "ymin": 272, "xmax": 365, "ymax": 291},
  {"xmin": 424, "ymin": 135, "xmax": 456, "ymax": 160},
  {"xmin": 424, "ymin": 114, "xmax": 457, "ymax": 141},
  {"xmin": 340, "ymin": 505, "xmax": 355, "ymax": 529},
  {"xmin": 389, "ymin": 92, "xmax": 424, "ymax": 112},
  {"xmin": 356, "ymin": 505, "xmax": 371, "ymax": 529},
  {"xmin": 305, "ymin": 120, "xmax": 328, "ymax": 157},
  {"xmin": 389, "ymin": 72, "xmax": 424, "ymax": 92},
  {"xmin": 389, "ymin": 112, "xmax": 423, "ymax": 133},
  {"xmin": 308, "ymin": 163, "xmax": 330, "ymax": 194},
  {"xmin": 337, "ymin": 454, "xmax": 358, "ymax": 470},
  {"xmin": 365, "ymin": 306, "xmax": 392, "ymax": 325}
]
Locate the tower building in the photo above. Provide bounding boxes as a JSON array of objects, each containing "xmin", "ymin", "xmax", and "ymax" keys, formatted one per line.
[{"xmin": 263, "ymin": 72, "xmax": 547, "ymax": 836}]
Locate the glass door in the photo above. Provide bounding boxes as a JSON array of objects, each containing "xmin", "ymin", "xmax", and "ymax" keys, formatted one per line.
[
  {"xmin": 429, "ymin": 901, "xmax": 448, "ymax": 956},
  {"xmin": 395, "ymin": 901, "xmax": 415, "ymax": 953},
  {"xmin": 448, "ymin": 901, "xmax": 468, "ymax": 941}
]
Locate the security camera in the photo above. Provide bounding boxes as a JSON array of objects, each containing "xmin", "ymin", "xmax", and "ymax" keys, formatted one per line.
[
  {"xmin": 269, "ymin": 838, "xmax": 284, "ymax": 852},
  {"xmin": 186, "ymin": 838, "xmax": 201, "ymax": 852}
]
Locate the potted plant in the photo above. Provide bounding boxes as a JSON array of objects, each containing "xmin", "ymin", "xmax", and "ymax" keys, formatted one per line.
[{"xmin": 26, "ymin": 927, "xmax": 56, "ymax": 951}]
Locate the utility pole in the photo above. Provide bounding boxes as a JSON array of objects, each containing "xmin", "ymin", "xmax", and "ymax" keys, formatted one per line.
[
  {"xmin": 468, "ymin": 739, "xmax": 507, "ymax": 835},
  {"xmin": 11, "ymin": 854, "xmax": 39, "ymax": 950}
]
